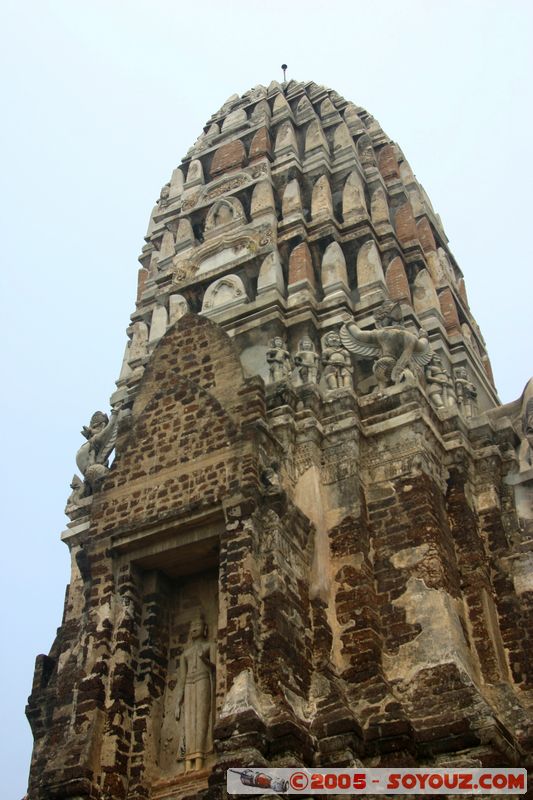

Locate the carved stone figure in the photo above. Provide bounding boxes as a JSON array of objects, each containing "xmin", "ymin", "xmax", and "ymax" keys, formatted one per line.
[
  {"xmin": 425, "ymin": 354, "xmax": 456, "ymax": 409},
  {"xmin": 118, "ymin": 588, "xmax": 136, "ymax": 625},
  {"xmin": 454, "ymin": 367, "xmax": 478, "ymax": 418},
  {"xmin": 340, "ymin": 313, "xmax": 431, "ymax": 392},
  {"xmin": 75, "ymin": 409, "xmax": 119, "ymax": 494},
  {"xmin": 260, "ymin": 461, "xmax": 282, "ymax": 495},
  {"xmin": 175, "ymin": 611, "xmax": 215, "ymax": 773},
  {"xmin": 266, "ymin": 337, "xmax": 291, "ymax": 383},
  {"xmin": 293, "ymin": 336, "xmax": 319, "ymax": 384},
  {"xmin": 321, "ymin": 331, "xmax": 353, "ymax": 390},
  {"xmin": 523, "ymin": 398, "xmax": 533, "ymax": 466},
  {"xmin": 66, "ymin": 475, "xmax": 85, "ymax": 509},
  {"xmin": 374, "ymin": 299, "xmax": 404, "ymax": 329},
  {"xmin": 159, "ymin": 183, "xmax": 170, "ymax": 208}
]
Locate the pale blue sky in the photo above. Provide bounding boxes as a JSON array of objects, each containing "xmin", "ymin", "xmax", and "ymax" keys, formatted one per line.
[{"xmin": 1, "ymin": 1, "xmax": 532, "ymax": 796}]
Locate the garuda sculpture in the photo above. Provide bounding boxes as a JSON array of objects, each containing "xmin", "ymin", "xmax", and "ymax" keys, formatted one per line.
[
  {"xmin": 75, "ymin": 410, "xmax": 119, "ymax": 494},
  {"xmin": 340, "ymin": 313, "xmax": 432, "ymax": 391}
]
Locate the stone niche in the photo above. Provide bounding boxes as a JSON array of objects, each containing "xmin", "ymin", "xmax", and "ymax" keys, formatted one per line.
[
  {"xmin": 110, "ymin": 517, "xmax": 221, "ymax": 800},
  {"xmin": 201, "ymin": 274, "xmax": 248, "ymax": 313},
  {"xmin": 90, "ymin": 314, "xmax": 255, "ymax": 799},
  {"xmin": 154, "ymin": 567, "xmax": 219, "ymax": 780}
]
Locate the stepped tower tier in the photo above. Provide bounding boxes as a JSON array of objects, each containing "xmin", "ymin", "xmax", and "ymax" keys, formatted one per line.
[
  {"xmin": 26, "ymin": 81, "xmax": 533, "ymax": 800},
  {"xmin": 122, "ymin": 79, "xmax": 497, "ymax": 413}
]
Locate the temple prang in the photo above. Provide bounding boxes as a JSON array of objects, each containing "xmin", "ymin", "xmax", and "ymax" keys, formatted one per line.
[{"xmin": 26, "ymin": 79, "xmax": 533, "ymax": 800}]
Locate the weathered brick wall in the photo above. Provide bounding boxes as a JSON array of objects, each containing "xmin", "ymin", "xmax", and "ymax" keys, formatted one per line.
[
  {"xmin": 330, "ymin": 510, "xmax": 381, "ymax": 686},
  {"xmin": 27, "ymin": 318, "xmax": 533, "ymax": 797},
  {"xmin": 100, "ymin": 566, "xmax": 140, "ymax": 800},
  {"xmin": 479, "ymin": 489, "xmax": 533, "ymax": 690},
  {"xmin": 92, "ymin": 315, "xmax": 258, "ymax": 536},
  {"xmin": 27, "ymin": 547, "xmax": 117, "ymax": 798},
  {"xmin": 27, "ymin": 315, "xmax": 271, "ymax": 800},
  {"xmin": 446, "ymin": 467, "xmax": 507, "ymax": 684}
]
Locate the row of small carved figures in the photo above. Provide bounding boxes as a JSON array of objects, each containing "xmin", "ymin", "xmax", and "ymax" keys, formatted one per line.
[
  {"xmin": 267, "ymin": 316, "xmax": 478, "ymax": 414},
  {"xmin": 67, "ymin": 310, "xmax": 480, "ymax": 508}
]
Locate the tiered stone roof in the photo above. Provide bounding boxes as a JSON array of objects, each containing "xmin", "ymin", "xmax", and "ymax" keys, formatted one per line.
[{"xmin": 114, "ymin": 80, "xmax": 496, "ymax": 411}]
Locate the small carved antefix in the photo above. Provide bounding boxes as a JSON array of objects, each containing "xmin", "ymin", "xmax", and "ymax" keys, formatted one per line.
[
  {"xmin": 454, "ymin": 367, "xmax": 478, "ymax": 418},
  {"xmin": 293, "ymin": 336, "xmax": 319, "ymax": 385},
  {"xmin": 159, "ymin": 182, "xmax": 171, "ymax": 208},
  {"xmin": 266, "ymin": 336, "xmax": 291, "ymax": 383},
  {"xmin": 175, "ymin": 610, "xmax": 215, "ymax": 773},
  {"xmin": 321, "ymin": 331, "xmax": 353, "ymax": 390}
]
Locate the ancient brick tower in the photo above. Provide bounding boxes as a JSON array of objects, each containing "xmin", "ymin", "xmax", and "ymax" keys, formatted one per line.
[{"xmin": 26, "ymin": 80, "xmax": 533, "ymax": 800}]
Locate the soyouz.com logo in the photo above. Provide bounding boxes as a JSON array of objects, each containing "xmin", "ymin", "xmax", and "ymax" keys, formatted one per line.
[{"xmin": 227, "ymin": 767, "xmax": 527, "ymax": 794}]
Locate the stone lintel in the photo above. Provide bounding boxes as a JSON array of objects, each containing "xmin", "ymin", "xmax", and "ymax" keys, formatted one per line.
[{"xmin": 110, "ymin": 509, "xmax": 222, "ymax": 571}]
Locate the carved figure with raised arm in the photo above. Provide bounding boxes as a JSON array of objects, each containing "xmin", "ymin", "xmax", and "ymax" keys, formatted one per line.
[
  {"xmin": 266, "ymin": 337, "xmax": 291, "ymax": 383},
  {"xmin": 321, "ymin": 331, "xmax": 353, "ymax": 390},
  {"xmin": 294, "ymin": 336, "xmax": 319, "ymax": 385},
  {"xmin": 339, "ymin": 311, "xmax": 431, "ymax": 392},
  {"xmin": 75, "ymin": 409, "xmax": 120, "ymax": 495},
  {"xmin": 175, "ymin": 610, "xmax": 215, "ymax": 773}
]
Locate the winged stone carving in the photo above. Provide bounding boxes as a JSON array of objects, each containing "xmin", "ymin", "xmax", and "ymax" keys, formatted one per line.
[
  {"xmin": 74, "ymin": 409, "xmax": 120, "ymax": 497},
  {"xmin": 340, "ymin": 315, "xmax": 431, "ymax": 391}
]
